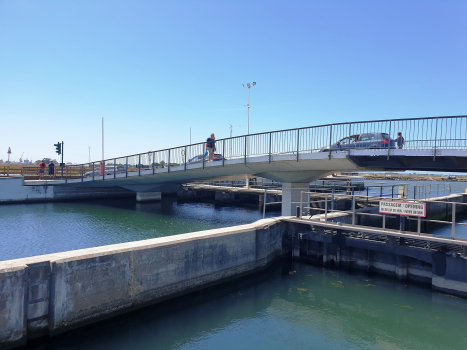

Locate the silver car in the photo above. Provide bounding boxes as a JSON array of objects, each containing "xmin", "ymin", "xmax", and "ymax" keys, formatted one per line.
[{"xmin": 320, "ymin": 132, "xmax": 396, "ymax": 152}]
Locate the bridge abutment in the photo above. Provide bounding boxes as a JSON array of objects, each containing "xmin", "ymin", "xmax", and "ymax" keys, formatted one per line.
[{"xmin": 136, "ymin": 191, "xmax": 162, "ymax": 202}]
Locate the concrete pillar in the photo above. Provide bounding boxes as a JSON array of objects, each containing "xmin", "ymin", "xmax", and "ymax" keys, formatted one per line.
[
  {"xmin": 136, "ymin": 191, "xmax": 161, "ymax": 202},
  {"xmin": 395, "ymin": 255, "xmax": 408, "ymax": 280},
  {"xmin": 281, "ymin": 182, "xmax": 309, "ymax": 216}
]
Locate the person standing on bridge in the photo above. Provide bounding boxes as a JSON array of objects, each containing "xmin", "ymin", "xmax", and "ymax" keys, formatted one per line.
[
  {"xmin": 48, "ymin": 160, "xmax": 55, "ymax": 179},
  {"xmin": 206, "ymin": 133, "xmax": 216, "ymax": 162},
  {"xmin": 38, "ymin": 160, "xmax": 46, "ymax": 179},
  {"xmin": 396, "ymin": 132, "xmax": 405, "ymax": 149}
]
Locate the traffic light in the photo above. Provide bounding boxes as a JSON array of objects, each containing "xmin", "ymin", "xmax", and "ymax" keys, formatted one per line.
[{"xmin": 54, "ymin": 142, "xmax": 62, "ymax": 155}]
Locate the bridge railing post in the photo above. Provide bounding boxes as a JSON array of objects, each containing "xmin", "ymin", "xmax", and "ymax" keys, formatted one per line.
[
  {"xmin": 126, "ymin": 157, "xmax": 128, "ymax": 178},
  {"xmin": 168, "ymin": 150, "xmax": 171, "ymax": 173},
  {"xmin": 324, "ymin": 193, "xmax": 328, "ymax": 222},
  {"xmin": 153, "ymin": 152, "xmax": 155, "ymax": 175},
  {"xmin": 222, "ymin": 140, "xmax": 225, "ymax": 167},
  {"xmin": 263, "ymin": 189, "xmax": 267, "ymax": 219},
  {"xmin": 268, "ymin": 132, "xmax": 272, "ymax": 163},
  {"xmin": 138, "ymin": 155, "xmax": 141, "ymax": 176},
  {"xmin": 452, "ymin": 202, "xmax": 456, "ymax": 239},
  {"xmin": 328, "ymin": 125, "xmax": 333, "ymax": 160},
  {"xmin": 184, "ymin": 147, "xmax": 187, "ymax": 171},
  {"xmin": 92, "ymin": 162, "xmax": 95, "ymax": 181},
  {"xmin": 203, "ymin": 143, "xmax": 205, "ymax": 169},
  {"xmin": 114, "ymin": 159, "xmax": 116, "ymax": 179},
  {"xmin": 296, "ymin": 129, "xmax": 300, "ymax": 162},
  {"xmin": 81, "ymin": 165, "xmax": 84, "ymax": 182},
  {"xmin": 244, "ymin": 135, "xmax": 247, "ymax": 165},
  {"xmin": 352, "ymin": 195, "xmax": 356, "ymax": 225}
]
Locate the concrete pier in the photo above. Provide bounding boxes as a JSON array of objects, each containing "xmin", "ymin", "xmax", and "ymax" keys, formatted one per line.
[
  {"xmin": 281, "ymin": 183, "xmax": 309, "ymax": 216},
  {"xmin": 0, "ymin": 218, "xmax": 285, "ymax": 349},
  {"xmin": 136, "ymin": 191, "xmax": 161, "ymax": 202}
]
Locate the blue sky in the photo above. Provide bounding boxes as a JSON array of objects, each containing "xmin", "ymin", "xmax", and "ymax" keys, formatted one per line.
[{"xmin": 1, "ymin": 0, "xmax": 466, "ymax": 163}]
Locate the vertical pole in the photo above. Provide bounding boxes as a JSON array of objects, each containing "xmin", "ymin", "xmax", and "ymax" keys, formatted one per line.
[
  {"xmin": 263, "ymin": 189, "xmax": 267, "ymax": 219},
  {"xmin": 102, "ymin": 159, "xmax": 105, "ymax": 181},
  {"xmin": 452, "ymin": 203, "xmax": 456, "ymax": 239},
  {"xmin": 392, "ymin": 185, "xmax": 394, "ymax": 198},
  {"xmin": 203, "ymin": 143, "xmax": 205, "ymax": 169},
  {"xmin": 61, "ymin": 141, "xmax": 64, "ymax": 180},
  {"xmin": 92, "ymin": 162, "xmax": 95, "ymax": 181},
  {"xmin": 417, "ymin": 216, "xmax": 421, "ymax": 235},
  {"xmin": 296, "ymin": 129, "xmax": 300, "ymax": 162},
  {"xmin": 383, "ymin": 214, "xmax": 386, "ymax": 230},
  {"xmin": 138, "ymin": 154, "xmax": 141, "ymax": 176},
  {"xmin": 331, "ymin": 187, "xmax": 335, "ymax": 211},
  {"xmin": 324, "ymin": 193, "xmax": 328, "ymax": 222},
  {"xmin": 222, "ymin": 140, "xmax": 225, "ymax": 167},
  {"xmin": 387, "ymin": 120, "xmax": 392, "ymax": 160},
  {"xmin": 366, "ymin": 187, "xmax": 369, "ymax": 208},
  {"xmin": 433, "ymin": 117, "xmax": 438, "ymax": 161},
  {"xmin": 168, "ymin": 150, "xmax": 171, "ymax": 173},
  {"xmin": 102, "ymin": 117, "xmax": 104, "ymax": 163},
  {"xmin": 352, "ymin": 195, "xmax": 356, "ymax": 225},
  {"xmin": 185, "ymin": 147, "xmax": 187, "ymax": 171},
  {"xmin": 113, "ymin": 159, "xmax": 116, "ymax": 179},
  {"xmin": 244, "ymin": 136, "xmax": 247, "ymax": 165},
  {"xmin": 81, "ymin": 165, "xmax": 84, "ymax": 182},
  {"xmin": 299, "ymin": 191, "xmax": 303, "ymax": 219},
  {"xmin": 153, "ymin": 152, "xmax": 155, "ymax": 175},
  {"xmin": 125, "ymin": 157, "xmax": 128, "ymax": 178},
  {"xmin": 328, "ymin": 125, "xmax": 333, "ymax": 160},
  {"xmin": 269, "ymin": 133, "xmax": 272, "ymax": 163}
]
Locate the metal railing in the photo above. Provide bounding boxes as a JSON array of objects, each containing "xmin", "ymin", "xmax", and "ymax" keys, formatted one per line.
[
  {"xmin": 20, "ymin": 114, "xmax": 467, "ymax": 182},
  {"xmin": 296, "ymin": 192, "xmax": 467, "ymax": 239}
]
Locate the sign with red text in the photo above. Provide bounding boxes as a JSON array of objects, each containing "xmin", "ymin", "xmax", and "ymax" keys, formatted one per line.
[{"xmin": 379, "ymin": 200, "xmax": 426, "ymax": 217}]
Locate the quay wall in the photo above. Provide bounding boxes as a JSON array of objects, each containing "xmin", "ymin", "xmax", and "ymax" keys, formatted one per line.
[
  {"xmin": 287, "ymin": 220, "xmax": 467, "ymax": 297},
  {"xmin": 0, "ymin": 218, "xmax": 286, "ymax": 349},
  {"xmin": 0, "ymin": 178, "xmax": 134, "ymax": 204}
]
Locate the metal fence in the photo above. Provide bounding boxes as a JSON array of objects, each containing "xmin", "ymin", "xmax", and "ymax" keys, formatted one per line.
[
  {"xmin": 16, "ymin": 114, "xmax": 467, "ymax": 182},
  {"xmin": 296, "ymin": 192, "xmax": 467, "ymax": 240}
]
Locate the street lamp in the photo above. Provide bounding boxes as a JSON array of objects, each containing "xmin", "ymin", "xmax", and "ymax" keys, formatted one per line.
[{"xmin": 242, "ymin": 82, "xmax": 256, "ymax": 135}]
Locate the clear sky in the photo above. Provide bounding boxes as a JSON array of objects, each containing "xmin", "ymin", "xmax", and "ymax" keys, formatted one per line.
[{"xmin": 1, "ymin": 0, "xmax": 466, "ymax": 164}]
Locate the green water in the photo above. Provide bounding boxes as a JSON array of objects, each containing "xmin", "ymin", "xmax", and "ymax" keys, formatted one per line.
[
  {"xmin": 0, "ymin": 197, "xmax": 280, "ymax": 261},
  {"xmin": 25, "ymin": 261, "xmax": 467, "ymax": 350}
]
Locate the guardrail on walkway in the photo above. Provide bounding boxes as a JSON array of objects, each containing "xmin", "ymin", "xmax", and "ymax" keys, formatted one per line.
[
  {"xmin": 13, "ymin": 114, "xmax": 467, "ymax": 182},
  {"xmin": 297, "ymin": 192, "xmax": 467, "ymax": 239}
]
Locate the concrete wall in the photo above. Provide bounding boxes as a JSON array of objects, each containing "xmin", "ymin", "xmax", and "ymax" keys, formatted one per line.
[
  {"xmin": 0, "ymin": 218, "xmax": 285, "ymax": 349},
  {"xmin": 0, "ymin": 177, "xmax": 134, "ymax": 204},
  {"xmin": 289, "ymin": 221, "xmax": 467, "ymax": 297}
]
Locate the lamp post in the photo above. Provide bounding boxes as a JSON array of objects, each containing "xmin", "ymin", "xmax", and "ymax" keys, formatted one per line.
[
  {"xmin": 242, "ymin": 82, "xmax": 256, "ymax": 188},
  {"xmin": 242, "ymin": 82, "xmax": 256, "ymax": 135}
]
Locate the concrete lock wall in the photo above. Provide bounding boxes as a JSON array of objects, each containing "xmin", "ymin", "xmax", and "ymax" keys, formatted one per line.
[
  {"xmin": 0, "ymin": 218, "xmax": 286, "ymax": 349},
  {"xmin": 0, "ymin": 178, "xmax": 135, "ymax": 204},
  {"xmin": 289, "ymin": 221, "xmax": 467, "ymax": 296}
]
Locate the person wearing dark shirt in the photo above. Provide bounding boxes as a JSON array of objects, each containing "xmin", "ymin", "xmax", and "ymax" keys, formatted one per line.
[
  {"xmin": 49, "ymin": 160, "xmax": 55, "ymax": 179},
  {"xmin": 206, "ymin": 133, "xmax": 216, "ymax": 162}
]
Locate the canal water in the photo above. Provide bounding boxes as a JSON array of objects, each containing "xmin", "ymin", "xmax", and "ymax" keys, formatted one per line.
[
  {"xmin": 3, "ymin": 180, "xmax": 467, "ymax": 349},
  {"xmin": 0, "ymin": 197, "xmax": 280, "ymax": 262},
  {"xmin": 23, "ymin": 260, "xmax": 467, "ymax": 350}
]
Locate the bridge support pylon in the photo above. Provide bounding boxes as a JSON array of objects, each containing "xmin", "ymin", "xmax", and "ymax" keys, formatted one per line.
[
  {"xmin": 281, "ymin": 183, "xmax": 309, "ymax": 216},
  {"xmin": 136, "ymin": 191, "xmax": 161, "ymax": 202}
]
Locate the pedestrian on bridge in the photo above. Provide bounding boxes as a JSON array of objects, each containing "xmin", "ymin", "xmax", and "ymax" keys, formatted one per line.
[
  {"xmin": 48, "ymin": 160, "xmax": 55, "ymax": 179},
  {"xmin": 397, "ymin": 132, "xmax": 405, "ymax": 149},
  {"xmin": 39, "ymin": 160, "xmax": 46, "ymax": 179},
  {"xmin": 206, "ymin": 133, "xmax": 216, "ymax": 162}
]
